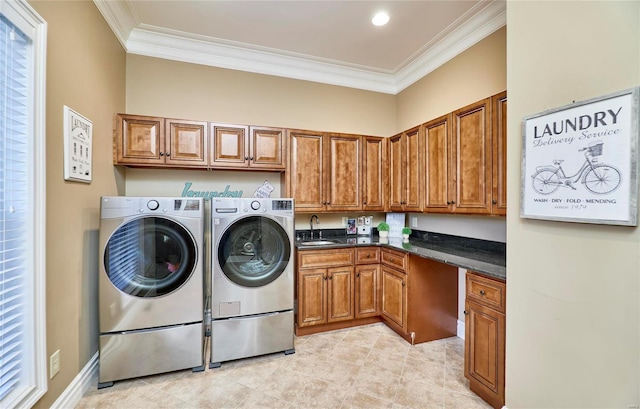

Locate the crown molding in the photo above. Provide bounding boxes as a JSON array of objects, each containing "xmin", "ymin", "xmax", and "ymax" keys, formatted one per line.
[
  {"xmin": 93, "ymin": 0, "xmax": 137, "ymax": 49},
  {"xmin": 126, "ymin": 27, "xmax": 398, "ymax": 93},
  {"xmin": 394, "ymin": 0, "xmax": 506, "ymax": 93},
  {"xmin": 94, "ymin": 0, "xmax": 506, "ymax": 95}
]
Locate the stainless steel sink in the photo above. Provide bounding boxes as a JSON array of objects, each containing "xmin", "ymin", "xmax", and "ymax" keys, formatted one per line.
[{"xmin": 298, "ymin": 240, "xmax": 339, "ymax": 246}]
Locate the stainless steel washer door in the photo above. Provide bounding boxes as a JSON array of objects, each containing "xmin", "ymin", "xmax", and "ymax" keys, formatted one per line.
[
  {"xmin": 104, "ymin": 217, "xmax": 197, "ymax": 297},
  {"xmin": 217, "ymin": 216, "xmax": 291, "ymax": 288}
]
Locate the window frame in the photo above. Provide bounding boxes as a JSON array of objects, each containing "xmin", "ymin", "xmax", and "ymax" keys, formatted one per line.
[{"xmin": 0, "ymin": 0, "xmax": 47, "ymax": 408}]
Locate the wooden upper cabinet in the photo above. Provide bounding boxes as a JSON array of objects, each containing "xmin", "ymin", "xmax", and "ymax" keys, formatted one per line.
[
  {"xmin": 424, "ymin": 114, "xmax": 453, "ymax": 212},
  {"xmin": 250, "ymin": 126, "xmax": 286, "ymax": 170},
  {"xmin": 362, "ymin": 136, "xmax": 387, "ymax": 211},
  {"xmin": 388, "ymin": 133, "xmax": 404, "ymax": 210},
  {"xmin": 115, "ymin": 114, "xmax": 165, "ymax": 165},
  {"xmin": 210, "ymin": 123, "xmax": 248, "ymax": 167},
  {"xmin": 210, "ymin": 124, "xmax": 285, "ymax": 170},
  {"xmin": 290, "ymin": 130, "xmax": 363, "ymax": 212},
  {"xmin": 404, "ymin": 127, "xmax": 423, "ymax": 212},
  {"xmin": 166, "ymin": 119, "xmax": 208, "ymax": 166},
  {"xmin": 114, "ymin": 114, "xmax": 207, "ymax": 167},
  {"xmin": 492, "ymin": 92, "xmax": 507, "ymax": 216},
  {"xmin": 326, "ymin": 133, "xmax": 361, "ymax": 212},
  {"xmin": 289, "ymin": 130, "xmax": 325, "ymax": 212},
  {"xmin": 452, "ymin": 98, "xmax": 492, "ymax": 214},
  {"xmin": 389, "ymin": 127, "xmax": 422, "ymax": 212}
]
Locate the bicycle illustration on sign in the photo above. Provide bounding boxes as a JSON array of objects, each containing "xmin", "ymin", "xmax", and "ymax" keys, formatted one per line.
[{"xmin": 531, "ymin": 141, "xmax": 622, "ymax": 195}]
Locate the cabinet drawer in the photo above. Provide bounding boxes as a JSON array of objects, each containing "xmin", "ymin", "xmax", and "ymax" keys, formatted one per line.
[
  {"xmin": 355, "ymin": 247, "xmax": 380, "ymax": 264},
  {"xmin": 466, "ymin": 272, "xmax": 505, "ymax": 313},
  {"xmin": 298, "ymin": 249, "xmax": 354, "ymax": 269},
  {"xmin": 381, "ymin": 249, "xmax": 407, "ymax": 272}
]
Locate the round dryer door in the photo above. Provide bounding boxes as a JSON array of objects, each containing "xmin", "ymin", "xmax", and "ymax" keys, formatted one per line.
[
  {"xmin": 104, "ymin": 217, "xmax": 197, "ymax": 297},
  {"xmin": 218, "ymin": 216, "xmax": 291, "ymax": 288}
]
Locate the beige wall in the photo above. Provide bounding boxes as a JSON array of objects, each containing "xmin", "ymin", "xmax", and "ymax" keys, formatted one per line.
[
  {"xmin": 506, "ymin": 2, "xmax": 639, "ymax": 407},
  {"xmin": 126, "ymin": 55, "xmax": 396, "ymax": 137},
  {"xmin": 396, "ymin": 26, "xmax": 506, "ymax": 133},
  {"xmin": 28, "ymin": 1, "xmax": 126, "ymax": 407}
]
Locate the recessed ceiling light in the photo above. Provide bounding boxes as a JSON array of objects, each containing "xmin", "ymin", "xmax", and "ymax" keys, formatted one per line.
[{"xmin": 372, "ymin": 11, "xmax": 389, "ymax": 26}]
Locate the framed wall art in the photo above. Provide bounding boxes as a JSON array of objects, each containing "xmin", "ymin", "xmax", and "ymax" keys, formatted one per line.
[
  {"xmin": 521, "ymin": 87, "xmax": 639, "ymax": 226},
  {"xmin": 63, "ymin": 105, "xmax": 92, "ymax": 183}
]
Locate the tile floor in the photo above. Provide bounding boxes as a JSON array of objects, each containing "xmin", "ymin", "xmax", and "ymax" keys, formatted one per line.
[{"xmin": 76, "ymin": 323, "xmax": 491, "ymax": 409}]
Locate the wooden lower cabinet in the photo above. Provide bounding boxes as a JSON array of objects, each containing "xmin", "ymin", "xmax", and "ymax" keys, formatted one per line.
[
  {"xmin": 355, "ymin": 247, "xmax": 380, "ymax": 319},
  {"xmin": 464, "ymin": 271, "xmax": 506, "ymax": 409},
  {"xmin": 297, "ymin": 249, "xmax": 355, "ymax": 330},
  {"xmin": 380, "ymin": 249, "xmax": 458, "ymax": 344},
  {"xmin": 296, "ymin": 247, "xmax": 458, "ymax": 346},
  {"xmin": 355, "ymin": 263, "xmax": 380, "ymax": 318},
  {"xmin": 381, "ymin": 265, "xmax": 406, "ymax": 328},
  {"xmin": 327, "ymin": 266, "xmax": 354, "ymax": 322}
]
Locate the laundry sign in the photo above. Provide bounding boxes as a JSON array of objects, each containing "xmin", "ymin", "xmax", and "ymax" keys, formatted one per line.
[
  {"xmin": 181, "ymin": 182, "xmax": 243, "ymax": 198},
  {"xmin": 521, "ymin": 87, "xmax": 639, "ymax": 226},
  {"xmin": 124, "ymin": 169, "xmax": 282, "ymax": 198}
]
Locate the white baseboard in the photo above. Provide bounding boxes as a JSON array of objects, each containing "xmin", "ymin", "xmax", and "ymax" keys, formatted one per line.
[
  {"xmin": 51, "ymin": 352, "xmax": 98, "ymax": 409},
  {"xmin": 457, "ymin": 319, "xmax": 465, "ymax": 339}
]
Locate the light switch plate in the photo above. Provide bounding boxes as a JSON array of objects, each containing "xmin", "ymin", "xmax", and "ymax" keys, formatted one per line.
[{"xmin": 411, "ymin": 216, "xmax": 418, "ymax": 228}]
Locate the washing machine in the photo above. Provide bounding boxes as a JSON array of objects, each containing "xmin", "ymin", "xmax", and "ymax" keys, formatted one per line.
[
  {"xmin": 98, "ymin": 196, "xmax": 205, "ymax": 388},
  {"xmin": 209, "ymin": 198, "xmax": 295, "ymax": 367}
]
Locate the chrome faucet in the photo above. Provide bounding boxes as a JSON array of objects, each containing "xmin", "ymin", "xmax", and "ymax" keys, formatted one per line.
[{"xmin": 310, "ymin": 214, "xmax": 319, "ymax": 239}]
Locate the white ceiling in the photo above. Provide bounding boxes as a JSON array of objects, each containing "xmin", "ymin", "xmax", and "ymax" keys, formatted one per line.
[{"xmin": 94, "ymin": 0, "xmax": 506, "ymax": 94}]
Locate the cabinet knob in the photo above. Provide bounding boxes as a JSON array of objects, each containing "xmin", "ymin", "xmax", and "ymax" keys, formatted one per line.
[
  {"xmin": 463, "ymin": 310, "xmax": 468, "ymax": 315},
  {"xmin": 327, "ymin": 202, "xmax": 330, "ymax": 205},
  {"xmin": 447, "ymin": 201, "xmax": 451, "ymax": 205},
  {"xmin": 451, "ymin": 200, "xmax": 455, "ymax": 204},
  {"xmin": 366, "ymin": 254, "xmax": 371, "ymax": 258},
  {"xmin": 402, "ymin": 281, "xmax": 405, "ymax": 287},
  {"xmin": 324, "ymin": 276, "xmax": 328, "ymax": 281},
  {"xmin": 166, "ymin": 152, "xmax": 170, "ymax": 157},
  {"xmin": 245, "ymin": 156, "xmax": 249, "ymax": 160},
  {"xmin": 159, "ymin": 152, "xmax": 164, "ymax": 156},
  {"xmin": 356, "ymin": 273, "xmax": 360, "ymax": 277},
  {"xmin": 479, "ymin": 290, "xmax": 486, "ymax": 296},
  {"xmin": 389, "ymin": 258, "xmax": 393, "ymax": 262},
  {"xmin": 329, "ymin": 275, "xmax": 333, "ymax": 280},
  {"xmin": 363, "ymin": 202, "xmax": 367, "ymax": 205},
  {"xmin": 250, "ymin": 156, "xmax": 254, "ymax": 160}
]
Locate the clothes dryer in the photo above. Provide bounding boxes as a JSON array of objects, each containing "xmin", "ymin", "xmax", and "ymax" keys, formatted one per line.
[
  {"xmin": 98, "ymin": 196, "xmax": 205, "ymax": 387},
  {"xmin": 209, "ymin": 198, "xmax": 295, "ymax": 367}
]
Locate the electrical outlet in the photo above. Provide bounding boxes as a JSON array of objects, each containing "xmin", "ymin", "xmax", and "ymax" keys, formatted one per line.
[
  {"xmin": 411, "ymin": 216, "xmax": 418, "ymax": 228},
  {"xmin": 50, "ymin": 349, "xmax": 60, "ymax": 379}
]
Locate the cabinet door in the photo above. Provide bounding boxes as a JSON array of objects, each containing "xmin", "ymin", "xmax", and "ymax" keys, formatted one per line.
[
  {"xmin": 250, "ymin": 126, "xmax": 286, "ymax": 170},
  {"xmin": 452, "ymin": 98, "xmax": 492, "ymax": 214},
  {"xmin": 298, "ymin": 268, "xmax": 327, "ymax": 327},
  {"xmin": 362, "ymin": 136, "xmax": 386, "ymax": 211},
  {"xmin": 326, "ymin": 134, "xmax": 361, "ymax": 212},
  {"xmin": 290, "ymin": 130, "xmax": 325, "ymax": 212},
  {"xmin": 388, "ymin": 134, "xmax": 404, "ymax": 211},
  {"xmin": 424, "ymin": 114, "xmax": 453, "ymax": 212},
  {"xmin": 404, "ymin": 126, "xmax": 423, "ymax": 212},
  {"xmin": 492, "ymin": 92, "xmax": 507, "ymax": 216},
  {"xmin": 210, "ymin": 123, "xmax": 249, "ymax": 168},
  {"xmin": 381, "ymin": 266, "xmax": 406, "ymax": 329},
  {"xmin": 115, "ymin": 114, "xmax": 165, "ymax": 165},
  {"xmin": 355, "ymin": 264, "xmax": 379, "ymax": 319},
  {"xmin": 166, "ymin": 119, "xmax": 208, "ymax": 166},
  {"xmin": 464, "ymin": 300, "xmax": 505, "ymax": 407},
  {"xmin": 327, "ymin": 266, "xmax": 354, "ymax": 323}
]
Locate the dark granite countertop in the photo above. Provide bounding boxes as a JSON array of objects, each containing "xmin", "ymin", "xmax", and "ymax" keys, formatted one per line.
[{"xmin": 295, "ymin": 230, "xmax": 506, "ymax": 281}]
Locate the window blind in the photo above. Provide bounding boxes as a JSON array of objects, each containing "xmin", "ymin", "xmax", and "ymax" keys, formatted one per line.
[{"xmin": 0, "ymin": 14, "xmax": 30, "ymax": 402}]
